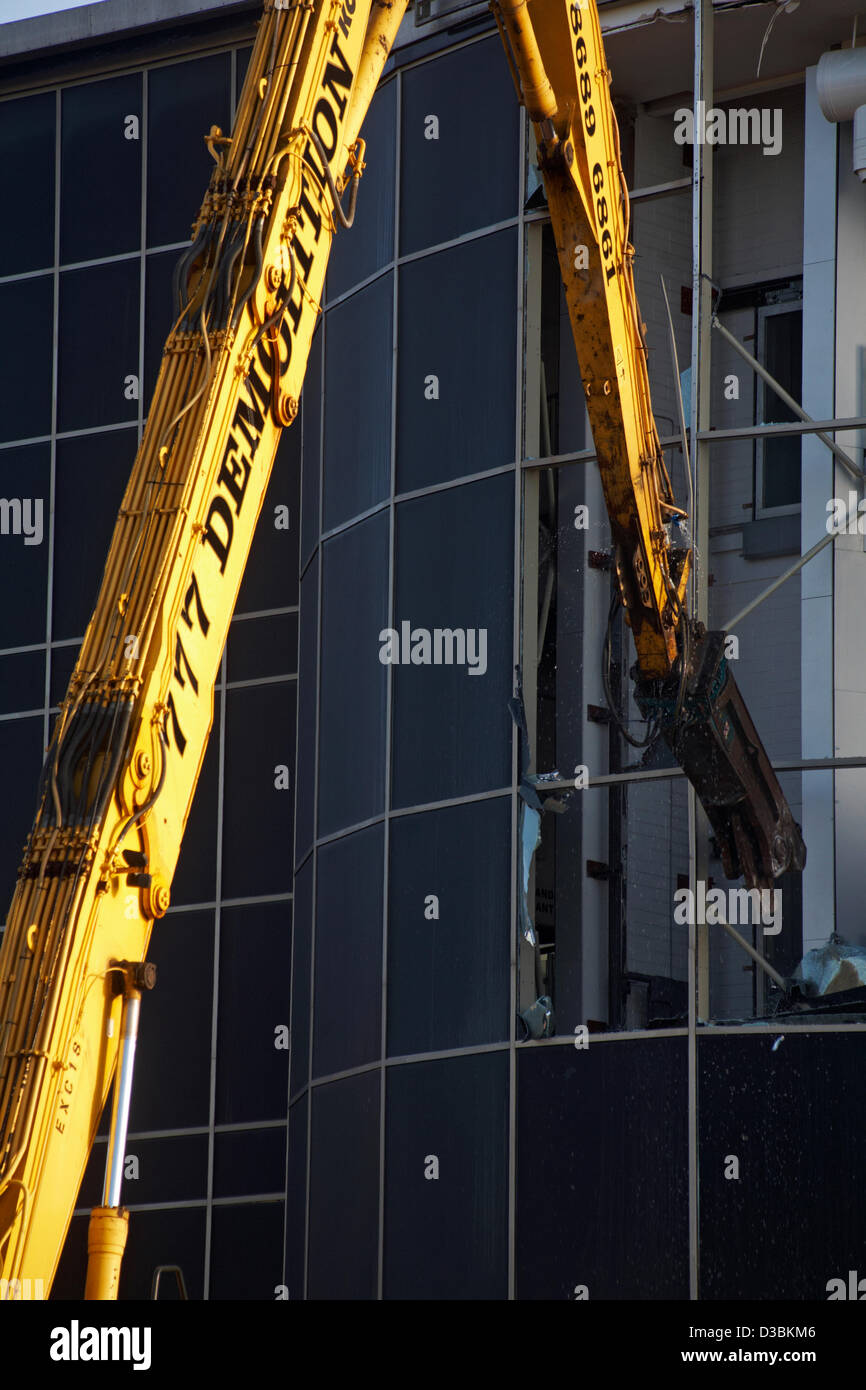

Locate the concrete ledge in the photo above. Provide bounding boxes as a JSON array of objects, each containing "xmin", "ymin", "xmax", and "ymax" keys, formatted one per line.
[
  {"xmin": 742, "ymin": 512, "xmax": 802, "ymax": 559},
  {"xmin": 0, "ymin": 0, "xmax": 255, "ymax": 61}
]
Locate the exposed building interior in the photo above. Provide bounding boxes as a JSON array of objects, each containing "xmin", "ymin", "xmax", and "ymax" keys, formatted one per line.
[{"xmin": 0, "ymin": 0, "xmax": 864, "ymax": 1303}]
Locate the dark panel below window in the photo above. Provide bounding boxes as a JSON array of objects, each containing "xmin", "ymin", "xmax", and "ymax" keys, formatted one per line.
[
  {"xmin": 308, "ymin": 1070, "xmax": 380, "ymax": 1299},
  {"xmin": 285, "ymin": 1094, "xmax": 308, "ymax": 1300},
  {"xmin": 209, "ymin": 1201, "xmax": 284, "ymax": 1300},
  {"xmin": 699, "ymin": 1032, "xmax": 866, "ymax": 1300},
  {"xmin": 384, "ymin": 1051, "xmax": 508, "ymax": 1299},
  {"xmin": 516, "ymin": 1037, "xmax": 689, "ymax": 1299}
]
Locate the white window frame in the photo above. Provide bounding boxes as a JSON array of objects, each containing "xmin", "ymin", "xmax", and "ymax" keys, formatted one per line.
[{"xmin": 755, "ymin": 300, "xmax": 803, "ymax": 519}]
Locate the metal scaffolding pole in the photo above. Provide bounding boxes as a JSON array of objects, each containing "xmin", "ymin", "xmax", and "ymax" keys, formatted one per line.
[
  {"xmin": 688, "ymin": 0, "xmax": 714, "ymax": 1306},
  {"xmin": 712, "ymin": 314, "xmax": 864, "ymax": 482}
]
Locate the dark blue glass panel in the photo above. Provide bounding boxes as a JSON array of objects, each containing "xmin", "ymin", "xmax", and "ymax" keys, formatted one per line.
[
  {"xmin": 318, "ymin": 511, "xmax": 388, "ymax": 837},
  {"xmin": 0, "ymin": 717, "xmax": 44, "ymax": 920},
  {"xmin": 129, "ymin": 908, "xmax": 214, "ymax": 1131},
  {"xmin": 61, "ymin": 74, "xmax": 142, "ymax": 263},
  {"xmin": 396, "ymin": 231, "xmax": 516, "ymax": 492},
  {"xmin": 58, "ymin": 261, "xmax": 140, "ymax": 432},
  {"xmin": 300, "ymin": 326, "xmax": 322, "ymax": 572},
  {"xmin": 0, "ymin": 444, "xmax": 50, "ymax": 648},
  {"xmin": 0, "ymin": 93, "xmax": 54, "ymax": 274},
  {"xmin": 215, "ymin": 901, "xmax": 291, "ymax": 1124},
  {"xmin": 294, "ymin": 554, "xmax": 317, "ymax": 865},
  {"xmin": 228, "ymin": 614, "xmax": 297, "ymax": 682},
  {"xmin": 213, "ymin": 1126, "xmax": 286, "ymax": 1199},
  {"xmin": 327, "ymin": 80, "xmax": 396, "ymax": 300},
  {"xmin": 53, "ymin": 429, "xmax": 137, "ymax": 642},
  {"xmin": 400, "ymin": 38, "xmax": 518, "ymax": 255},
  {"xmin": 313, "ymin": 822, "xmax": 383, "ymax": 1079},
  {"xmin": 171, "ymin": 695, "xmax": 219, "ymax": 907},
  {"xmin": 78, "ymin": 1133, "xmax": 208, "ymax": 1209},
  {"xmin": 235, "ymin": 419, "xmax": 301, "ymax": 614},
  {"xmin": 147, "ymin": 54, "xmax": 230, "ymax": 248},
  {"xmin": 0, "ymin": 649, "xmax": 44, "ymax": 716},
  {"xmin": 0, "ymin": 279, "xmax": 53, "ymax": 443},
  {"xmin": 388, "ymin": 797, "xmax": 511, "ymax": 1055},
  {"xmin": 290, "ymin": 858, "xmax": 312, "ymax": 1100},
  {"xmin": 221, "ymin": 682, "xmax": 296, "ymax": 899},
  {"xmin": 284, "ymin": 1094, "xmax": 308, "ymax": 1299},
  {"xmin": 308, "ymin": 1070, "xmax": 379, "ymax": 1299},
  {"xmin": 322, "ymin": 273, "xmax": 392, "ymax": 531},
  {"xmin": 391, "ymin": 474, "xmax": 513, "ymax": 807}
]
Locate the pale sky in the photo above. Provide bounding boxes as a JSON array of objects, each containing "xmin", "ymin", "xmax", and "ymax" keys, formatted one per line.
[{"xmin": 0, "ymin": 0, "xmax": 108, "ymax": 21}]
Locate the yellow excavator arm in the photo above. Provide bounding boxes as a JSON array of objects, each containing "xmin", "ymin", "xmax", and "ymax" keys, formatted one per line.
[
  {"xmin": 0, "ymin": 0, "xmax": 407, "ymax": 1298},
  {"xmin": 0, "ymin": 0, "xmax": 803, "ymax": 1299}
]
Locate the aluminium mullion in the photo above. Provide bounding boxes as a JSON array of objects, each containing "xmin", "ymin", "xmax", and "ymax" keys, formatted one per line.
[
  {"xmin": 302, "ymin": 282, "xmax": 327, "ymax": 1306},
  {"xmin": 43, "ymin": 88, "xmax": 61, "ymax": 752},
  {"xmin": 377, "ymin": 61, "xmax": 402, "ymax": 1305},
  {"xmin": 137, "ymin": 70, "xmax": 148, "ymax": 451},
  {"xmin": 507, "ymin": 98, "xmax": 528, "ymax": 1306},
  {"xmin": 202, "ymin": 646, "xmax": 228, "ymax": 1300}
]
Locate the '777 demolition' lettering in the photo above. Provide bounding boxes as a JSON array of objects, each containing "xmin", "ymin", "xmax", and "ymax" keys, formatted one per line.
[{"xmin": 164, "ymin": 11, "xmax": 357, "ymax": 758}]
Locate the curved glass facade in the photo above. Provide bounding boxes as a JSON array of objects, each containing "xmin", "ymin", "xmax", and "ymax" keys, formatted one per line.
[{"xmin": 288, "ymin": 32, "xmax": 523, "ymax": 1298}]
